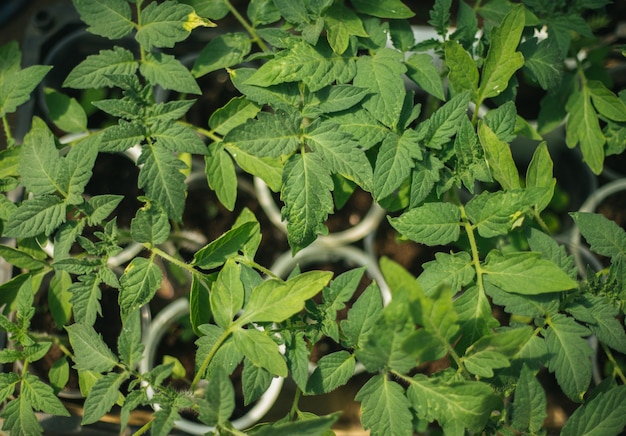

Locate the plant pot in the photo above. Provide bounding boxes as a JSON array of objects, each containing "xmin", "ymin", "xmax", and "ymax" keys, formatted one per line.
[{"xmin": 139, "ymin": 298, "xmax": 284, "ymax": 434}]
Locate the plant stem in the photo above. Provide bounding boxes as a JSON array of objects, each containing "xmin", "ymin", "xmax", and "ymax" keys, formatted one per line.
[
  {"xmin": 2, "ymin": 116, "xmax": 14, "ymax": 147},
  {"xmin": 235, "ymin": 255, "xmax": 280, "ymax": 279},
  {"xmin": 191, "ymin": 327, "xmax": 233, "ymax": 391},
  {"xmin": 150, "ymin": 245, "xmax": 199, "ymax": 277},
  {"xmin": 223, "ymin": 0, "xmax": 269, "ymax": 53},
  {"xmin": 133, "ymin": 420, "xmax": 152, "ymax": 436},
  {"xmin": 288, "ymin": 386, "xmax": 303, "ymax": 421},
  {"xmin": 602, "ymin": 343, "xmax": 626, "ymax": 384}
]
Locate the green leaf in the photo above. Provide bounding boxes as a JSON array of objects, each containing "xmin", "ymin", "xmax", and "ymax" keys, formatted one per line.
[
  {"xmin": 0, "ymin": 397, "xmax": 42, "ymax": 436},
  {"xmin": 140, "ymin": 51, "xmax": 201, "ymax": 94},
  {"xmin": 483, "ymin": 251, "xmax": 578, "ymax": 295},
  {"xmin": 4, "ymin": 195, "xmax": 66, "ymax": 238},
  {"xmin": 69, "ymin": 275, "xmax": 102, "ymax": 326},
  {"xmin": 419, "ymin": 90, "xmax": 471, "ymax": 149},
  {"xmin": 63, "ymin": 47, "xmax": 138, "ymax": 89},
  {"xmin": 565, "ymin": 86, "xmax": 605, "ymax": 175},
  {"xmin": 72, "ymin": 0, "xmax": 134, "ymax": 39},
  {"xmin": 520, "ymin": 37, "xmax": 563, "ymax": 90},
  {"xmin": 340, "ymin": 282, "xmax": 384, "ymax": 347},
  {"xmin": 233, "ymin": 328, "xmax": 287, "ymax": 377},
  {"xmin": 429, "ymin": 0, "xmax": 452, "ymax": 35},
  {"xmin": 147, "ymin": 99, "xmax": 196, "ymax": 124},
  {"xmin": 463, "ymin": 326, "xmax": 533, "ymax": 377},
  {"xmin": 561, "ymin": 385, "xmax": 626, "ymax": 436},
  {"xmin": 248, "ymin": 414, "xmax": 340, "ymax": 436},
  {"xmin": 588, "ymin": 80, "xmax": 626, "ymax": 122},
  {"xmin": 477, "ymin": 5, "xmax": 525, "ymax": 104},
  {"xmin": 0, "ymin": 246, "xmax": 47, "ymax": 272},
  {"xmin": 151, "ymin": 396, "xmax": 186, "ymax": 436},
  {"xmin": 570, "ymin": 212, "xmax": 626, "ymax": 260},
  {"xmin": 49, "ymin": 271, "xmax": 73, "ymax": 328},
  {"xmin": 0, "ymin": 41, "xmax": 21, "ymax": 80},
  {"xmin": 81, "ymin": 372, "xmax": 126, "ymax": 425},
  {"xmin": 406, "ymin": 53, "xmax": 445, "ymax": 101},
  {"xmin": 306, "ymin": 351, "xmax": 355, "ymax": 395},
  {"xmin": 478, "ymin": 120, "xmax": 520, "ymax": 190},
  {"xmin": 193, "ymin": 221, "xmax": 258, "ymax": 269},
  {"xmin": 350, "ymin": 0, "xmax": 415, "ymax": 18},
  {"xmin": 0, "ymin": 65, "xmax": 52, "ymax": 117},
  {"xmin": 567, "ymin": 295, "xmax": 626, "ymax": 354},
  {"xmin": 389, "ymin": 202, "xmax": 461, "ymax": 246},
  {"xmin": 238, "ymin": 270, "xmax": 332, "ymax": 324},
  {"xmin": 210, "ymin": 259, "xmax": 244, "ymax": 328},
  {"xmin": 181, "ymin": 0, "xmax": 230, "ymax": 20},
  {"xmin": 136, "ymin": 1, "xmax": 209, "ymax": 50},
  {"xmin": 527, "ymin": 227, "xmax": 577, "ymax": 279},
  {"xmin": 150, "ymin": 121, "xmax": 207, "ymax": 154},
  {"xmin": 305, "ymin": 120, "xmax": 373, "ymax": 191},
  {"xmin": 130, "ymin": 203, "xmax": 170, "ymax": 245},
  {"xmin": 190, "ymin": 273, "xmax": 214, "ymax": 335},
  {"xmin": 465, "ymin": 189, "xmax": 542, "ymax": 238},
  {"xmin": 511, "ymin": 365, "xmax": 547, "ymax": 433},
  {"xmin": 209, "ymin": 96, "xmax": 261, "ymax": 136},
  {"xmin": 99, "ymin": 121, "xmax": 145, "ymax": 152},
  {"xmin": 281, "ymin": 152, "xmax": 335, "ymax": 252},
  {"xmin": 272, "ymin": 0, "xmax": 309, "ymax": 24},
  {"xmin": 119, "ymin": 256, "xmax": 162, "ymax": 316},
  {"xmin": 453, "ymin": 286, "xmax": 499, "ymax": 352},
  {"xmin": 484, "ymin": 100, "xmax": 517, "ymax": 143},
  {"xmin": 227, "ymin": 146, "xmax": 283, "ymax": 192},
  {"xmin": 324, "ymin": 2, "xmax": 368, "ymax": 55},
  {"xmin": 64, "ymin": 151, "xmax": 95, "ymax": 204},
  {"xmin": 245, "ymin": 40, "xmax": 356, "ymax": 92},
  {"xmin": 224, "ymin": 111, "xmax": 301, "ymax": 159},
  {"xmin": 356, "ymin": 375, "xmax": 413, "ymax": 436},
  {"xmin": 21, "ymin": 373, "xmax": 68, "ymax": 417},
  {"xmin": 18, "ymin": 117, "xmax": 62, "ymax": 196},
  {"xmin": 333, "ymin": 109, "xmax": 388, "ymax": 150},
  {"xmin": 526, "ymin": 142, "xmax": 556, "ymax": 212},
  {"xmin": 242, "ymin": 359, "xmax": 272, "ymax": 406},
  {"xmin": 544, "ymin": 314, "xmax": 593, "ymax": 402},
  {"xmin": 198, "ymin": 367, "xmax": 235, "ymax": 426},
  {"xmin": 66, "ymin": 323, "xmax": 118, "ymax": 373},
  {"xmin": 44, "ymin": 88, "xmax": 88, "ymax": 133},
  {"xmin": 407, "ymin": 375, "xmax": 501, "ymax": 434},
  {"xmin": 418, "ymin": 252, "xmax": 474, "ymax": 295},
  {"xmin": 92, "ymin": 97, "xmax": 141, "ymax": 120},
  {"xmin": 118, "ymin": 309, "xmax": 144, "ymax": 367},
  {"xmin": 485, "ymin": 282, "xmax": 560, "ymax": 318},
  {"xmin": 284, "ymin": 331, "xmax": 309, "ymax": 392},
  {"xmin": 453, "ymin": 117, "xmax": 492, "ymax": 193},
  {"xmin": 373, "ymin": 131, "xmax": 416, "ymax": 201},
  {"xmin": 445, "ymin": 40, "xmax": 478, "ymax": 96},
  {"xmin": 313, "ymin": 85, "xmax": 368, "ymax": 114},
  {"xmin": 192, "ymin": 32, "xmax": 251, "ymax": 77},
  {"xmin": 205, "ymin": 144, "xmax": 237, "ymax": 211},
  {"xmin": 138, "ymin": 144, "xmax": 187, "ymax": 221},
  {"xmin": 354, "ymin": 48, "xmax": 406, "ymax": 129},
  {"xmin": 410, "ymin": 153, "xmax": 444, "ymax": 207}
]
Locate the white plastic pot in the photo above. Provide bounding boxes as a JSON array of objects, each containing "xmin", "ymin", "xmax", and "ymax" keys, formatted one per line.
[{"xmin": 139, "ymin": 298, "xmax": 284, "ymax": 434}]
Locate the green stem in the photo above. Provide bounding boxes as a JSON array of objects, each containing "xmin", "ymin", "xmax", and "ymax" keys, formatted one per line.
[
  {"xmin": 150, "ymin": 245, "xmax": 199, "ymax": 277},
  {"xmin": 288, "ymin": 387, "xmax": 303, "ymax": 421},
  {"xmin": 235, "ymin": 255, "xmax": 280, "ymax": 279},
  {"xmin": 2, "ymin": 116, "xmax": 14, "ymax": 147},
  {"xmin": 132, "ymin": 420, "xmax": 152, "ymax": 436},
  {"xmin": 191, "ymin": 327, "xmax": 233, "ymax": 391},
  {"xmin": 180, "ymin": 121, "xmax": 222, "ymax": 143},
  {"xmin": 224, "ymin": 0, "xmax": 269, "ymax": 53},
  {"xmin": 602, "ymin": 343, "xmax": 626, "ymax": 384},
  {"xmin": 533, "ymin": 209, "xmax": 552, "ymax": 235}
]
